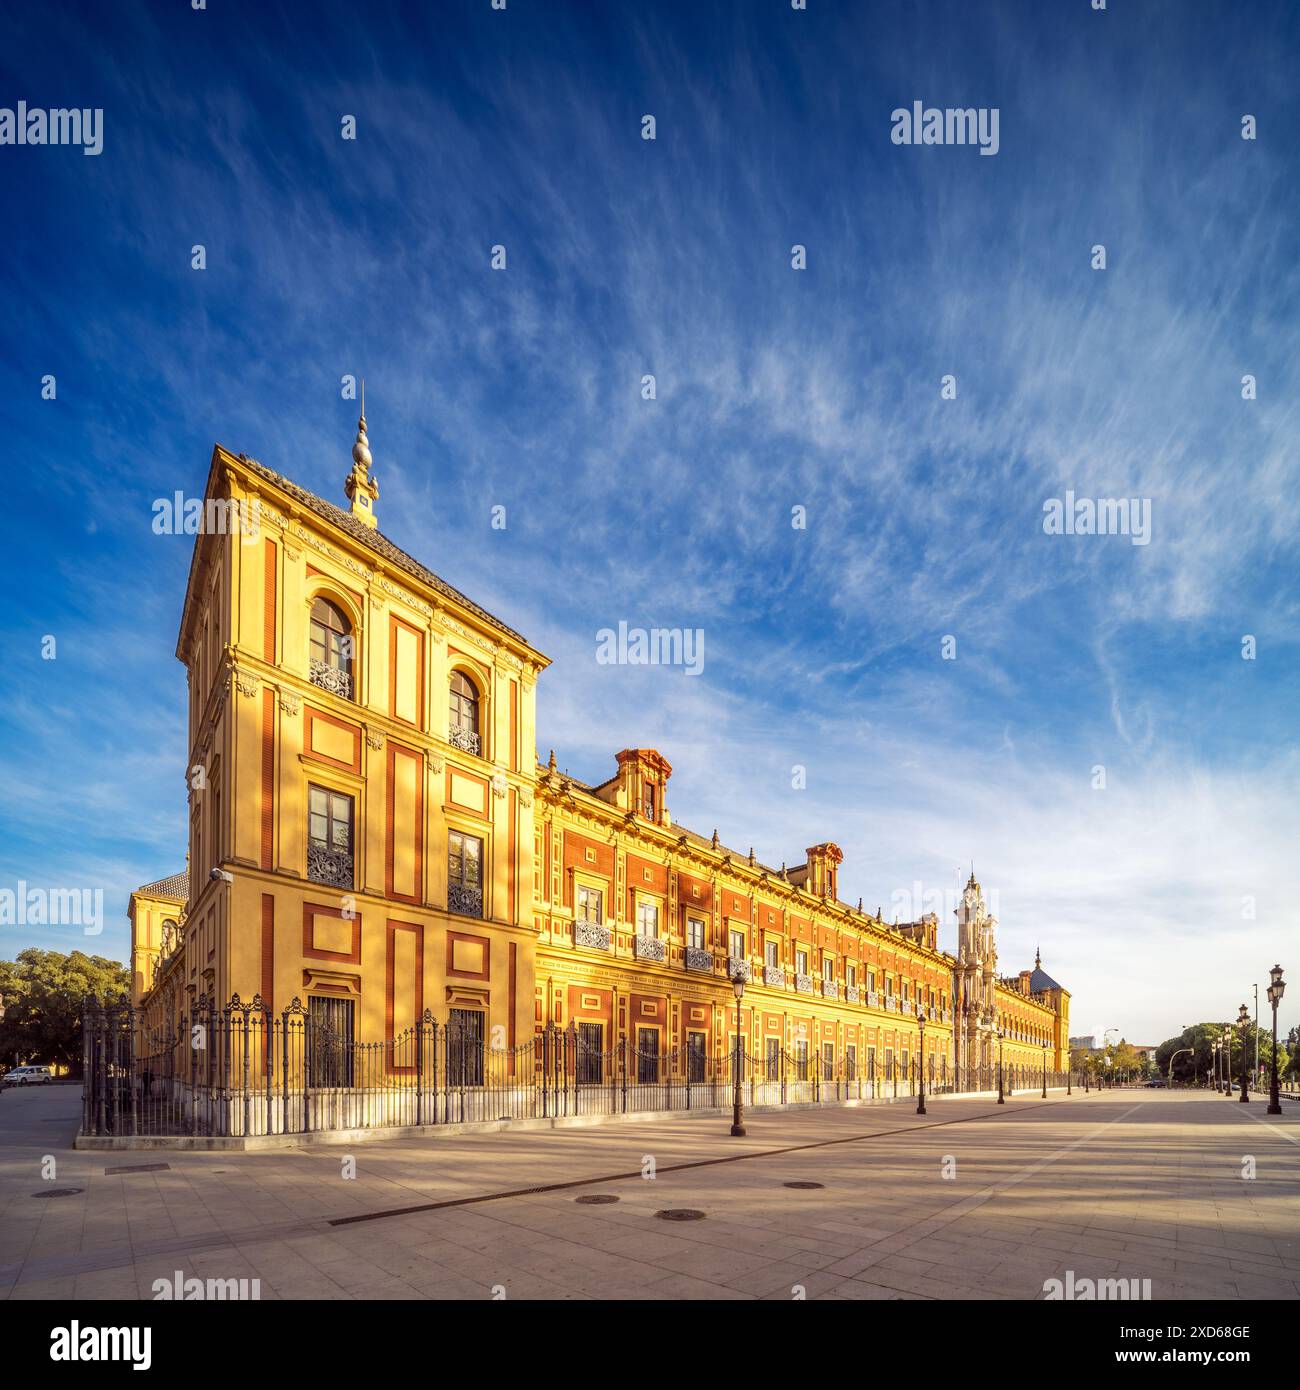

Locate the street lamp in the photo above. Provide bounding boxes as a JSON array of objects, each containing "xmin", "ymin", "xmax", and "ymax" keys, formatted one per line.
[
  {"xmin": 1211, "ymin": 1039, "xmax": 1220, "ymax": 1092},
  {"xmin": 996, "ymin": 1028, "xmax": 1006, "ymax": 1104},
  {"xmin": 1168, "ymin": 1047, "xmax": 1193, "ymax": 1089},
  {"xmin": 730, "ymin": 972, "xmax": 746, "ymax": 1137},
  {"xmin": 1267, "ymin": 965, "xmax": 1286, "ymax": 1116},
  {"xmin": 1222, "ymin": 1026, "xmax": 1233, "ymax": 1096},
  {"xmin": 1237, "ymin": 1003, "xmax": 1250, "ymax": 1102},
  {"xmin": 917, "ymin": 1008, "xmax": 928, "ymax": 1115}
]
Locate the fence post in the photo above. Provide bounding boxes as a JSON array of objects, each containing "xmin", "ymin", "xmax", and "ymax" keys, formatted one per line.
[{"xmin": 620, "ymin": 1033, "xmax": 628, "ymax": 1113}]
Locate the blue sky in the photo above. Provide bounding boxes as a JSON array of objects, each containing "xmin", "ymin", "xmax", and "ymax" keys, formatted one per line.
[{"xmin": 2, "ymin": 0, "xmax": 1298, "ymax": 1047}]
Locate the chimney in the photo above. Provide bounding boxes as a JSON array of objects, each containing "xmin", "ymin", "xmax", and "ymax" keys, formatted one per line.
[
  {"xmin": 601, "ymin": 748, "xmax": 673, "ymax": 826},
  {"xmin": 804, "ymin": 843, "xmax": 843, "ymax": 900}
]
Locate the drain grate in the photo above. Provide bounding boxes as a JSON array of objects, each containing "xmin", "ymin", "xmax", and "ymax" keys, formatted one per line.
[
  {"xmin": 783, "ymin": 1181, "xmax": 824, "ymax": 1189},
  {"xmin": 655, "ymin": 1208, "xmax": 706, "ymax": 1221},
  {"xmin": 32, "ymin": 1189, "xmax": 83, "ymax": 1199},
  {"xmin": 104, "ymin": 1163, "xmax": 171, "ymax": 1175},
  {"xmin": 575, "ymin": 1194, "xmax": 620, "ymax": 1205}
]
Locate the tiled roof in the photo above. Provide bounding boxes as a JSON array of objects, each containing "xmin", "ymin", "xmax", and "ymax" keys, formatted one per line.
[
  {"xmin": 235, "ymin": 453, "xmax": 527, "ymax": 644},
  {"xmin": 135, "ymin": 870, "xmax": 188, "ymax": 901},
  {"xmin": 1029, "ymin": 966, "xmax": 1064, "ymax": 992}
]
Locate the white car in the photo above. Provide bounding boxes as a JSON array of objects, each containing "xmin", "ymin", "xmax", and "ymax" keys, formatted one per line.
[{"xmin": 4, "ymin": 1065, "xmax": 53, "ymax": 1086}]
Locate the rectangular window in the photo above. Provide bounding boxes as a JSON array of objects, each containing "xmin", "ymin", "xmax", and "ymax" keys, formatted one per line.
[
  {"xmin": 902, "ymin": 1048, "xmax": 911, "ymax": 1079},
  {"xmin": 846, "ymin": 963, "xmax": 857, "ymax": 988},
  {"xmin": 765, "ymin": 938, "xmax": 780, "ymax": 969},
  {"xmin": 902, "ymin": 981, "xmax": 910, "ymax": 1003},
  {"xmin": 448, "ymin": 1008, "xmax": 484, "ymax": 1086},
  {"xmin": 822, "ymin": 956, "xmax": 835, "ymax": 983},
  {"xmin": 846, "ymin": 1045, "xmax": 857, "ymax": 1080},
  {"xmin": 822, "ymin": 1042, "xmax": 834, "ymax": 1081},
  {"xmin": 729, "ymin": 929, "xmax": 745, "ymax": 960},
  {"xmin": 637, "ymin": 1028, "xmax": 660, "ymax": 1084},
  {"xmin": 643, "ymin": 784, "xmax": 656, "ymax": 819},
  {"xmin": 307, "ymin": 785, "xmax": 354, "ymax": 888},
  {"xmin": 307, "ymin": 996, "xmax": 354, "ymax": 1087},
  {"xmin": 867, "ymin": 971, "xmax": 876, "ymax": 994},
  {"xmin": 795, "ymin": 1039, "xmax": 809, "ymax": 1081},
  {"xmin": 576, "ymin": 884, "xmax": 603, "ymax": 923},
  {"xmin": 765, "ymin": 1037, "xmax": 781, "ymax": 1079},
  {"xmin": 686, "ymin": 1031, "xmax": 706, "ymax": 1083},
  {"xmin": 867, "ymin": 1046, "xmax": 876, "ymax": 1081},
  {"xmin": 448, "ymin": 831, "xmax": 484, "ymax": 917},
  {"xmin": 687, "ymin": 916, "xmax": 706, "ymax": 950},
  {"xmin": 576, "ymin": 1022, "xmax": 603, "ymax": 1084},
  {"xmin": 885, "ymin": 1046, "xmax": 895, "ymax": 1079},
  {"xmin": 636, "ymin": 899, "xmax": 659, "ymax": 938},
  {"xmin": 796, "ymin": 948, "xmax": 809, "ymax": 975}
]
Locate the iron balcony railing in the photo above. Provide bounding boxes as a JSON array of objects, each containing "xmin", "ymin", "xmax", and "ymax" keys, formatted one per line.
[
  {"xmin": 307, "ymin": 843, "xmax": 353, "ymax": 889},
  {"xmin": 448, "ymin": 884, "xmax": 483, "ymax": 918},
  {"xmin": 795, "ymin": 974, "xmax": 814, "ymax": 995},
  {"xmin": 845, "ymin": 984, "xmax": 860, "ymax": 1004},
  {"xmin": 821, "ymin": 980, "xmax": 839, "ymax": 999},
  {"xmin": 764, "ymin": 965, "xmax": 787, "ymax": 988},
  {"xmin": 726, "ymin": 957, "xmax": 750, "ymax": 983},
  {"xmin": 308, "ymin": 657, "xmax": 353, "ymax": 700},
  {"xmin": 684, "ymin": 946, "xmax": 712, "ymax": 973},
  {"xmin": 448, "ymin": 724, "xmax": 481, "ymax": 756},
  {"xmin": 634, "ymin": 935, "xmax": 667, "ymax": 964},
  {"xmin": 574, "ymin": 920, "xmax": 610, "ymax": 951}
]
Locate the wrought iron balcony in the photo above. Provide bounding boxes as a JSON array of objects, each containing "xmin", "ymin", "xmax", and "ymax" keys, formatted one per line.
[
  {"xmin": 867, "ymin": 991, "xmax": 880, "ymax": 1008},
  {"xmin": 308, "ymin": 657, "xmax": 353, "ymax": 700},
  {"xmin": 448, "ymin": 884, "xmax": 483, "ymax": 918},
  {"xmin": 821, "ymin": 980, "xmax": 839, "ymax": 1000},
  {"xmin": 845, "ymin": 984, "xmax": 860, "ymax": 1004},
  {"xmin": 574, "ymin": 920, "xmax": 610, "ymax": 951},
  {"xmin": 634, "ymin": 934, "xmax": 667, "ymax": 964},
  {"xmin": 307, "ymin": 842, "xmax": 353, "ymax": 889},
  {"xmin": 448, "ymin": 723, "xmax": 481, "ymax": 756},
  {"xmin": 795, "ymin": 973, "xmax": 814, "ymax": 995},
  {"xmin": 684, "ymin": 946, "xmax": 712, "ymax": 973},
  {"xmin": 763, "ymin": 965, "xmax": 786, "ymax": 989},
  {"xmin": 885, "ymin": 996, "xmax": 897, "ymax": 1012},
  {"xmin": 726, "ymin": 957, "xmax": 750, "ymax": 983}
]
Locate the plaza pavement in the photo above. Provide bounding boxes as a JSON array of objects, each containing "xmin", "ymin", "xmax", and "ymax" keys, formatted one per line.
[{"xmin": 1, "ymin": 1084, "xmax": 1297, "ymax": 1301}]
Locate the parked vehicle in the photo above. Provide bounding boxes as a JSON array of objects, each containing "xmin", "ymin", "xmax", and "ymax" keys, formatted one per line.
[{"xmin": 3, "ymin": 1065, "xmax": 54, "ymax": 1086}]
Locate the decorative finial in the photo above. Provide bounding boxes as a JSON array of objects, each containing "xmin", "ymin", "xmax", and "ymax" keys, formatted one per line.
[
  {"xmin": 857, "ymin": 897, "xmax": 863, "ymax": 912},
  {"xmin": 548, "ymin": 748, "xmax": 557, "ymax": 771},
  {"xmin": 748, "ymin": 847, "xmax": 755, "ymax": 867},
  {"xmin": 344, "ymin": 378, "xmax": 379, "ymax": 528},
  {"xmin": 711, "ymin": 829, "xmax": 719, "ymax": 850},
  {"xmin": 1035, "ymin": 945, "xmax": 1041, "ymax": 969}
]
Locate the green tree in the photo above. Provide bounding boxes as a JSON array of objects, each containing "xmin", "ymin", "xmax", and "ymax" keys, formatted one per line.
[{"xmin": 0, "ymin": 948, "xmax": 129, "ymax": 1072}]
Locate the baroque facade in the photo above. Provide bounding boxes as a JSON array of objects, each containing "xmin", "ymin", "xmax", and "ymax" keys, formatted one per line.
[{"xmin": 132, "ymin": 412, "xmax": 1069, "ymax": 1093}]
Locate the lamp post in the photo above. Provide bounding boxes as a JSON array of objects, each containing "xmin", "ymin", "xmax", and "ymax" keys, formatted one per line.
[
  {"xmin": 916, "ymin": 1009, "xmax": 928, "ymax": 1115},
  {"xmin": 1267, "ymin": 965, "xmax": 1286, "ymax": 1116},
  {"xmin": 1222, "ymin": 1026, "xmax": 1233, "ymax": 1095},
  {"xmin": 1168, "ymin": 1047, "xmax": 1193, "ymax": 1089},
  {"xmin": 996, "ymin": 1029, "xmax": 1006, "ymax": 1104},
  {"xmin": 1237, "ymin": 1003, "xmax": 1250, "ymax": 1102},
  {"xmin": 1211, "ymin": 1040, "xmax": 1219, "ymax": 1092},
  {"xmin": 730, "ymin": 972, "xmax": 746, "ymax": 1137}
]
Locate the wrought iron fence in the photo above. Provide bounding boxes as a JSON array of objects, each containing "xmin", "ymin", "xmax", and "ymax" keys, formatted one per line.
[{"xmin": 79, "ymin": 995, "xmax": 1073, "ymax": 1139}]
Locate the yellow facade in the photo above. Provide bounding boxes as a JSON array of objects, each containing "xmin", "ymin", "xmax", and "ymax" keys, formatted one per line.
[{"xmin": 133, "ymin": 421, "xmax": 1069, "ymax": 1096}]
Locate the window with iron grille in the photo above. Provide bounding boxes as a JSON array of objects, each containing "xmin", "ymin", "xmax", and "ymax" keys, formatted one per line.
[
  {"xmin": 765, "ymin": 1036, "xmax": 781, "ymax": 1079},
  {"xmin": 448, "ymin": 831, "xmax": 483, "ymax": 917},
  {"xmin": 576, "ymin": 1022, "xmax": 603, "ymax": 1083},
  {"xmin": 448, "ymin": 1008, "xmax": 484, "ymax": 1086},
  {"xmin": 867, "ymin": 1046, "xmax": 876, "ymax": 1081},
  {"xmin": 307, "ymin": 786, "xmax": 354, "ymax": 888},
  {"xmin": 448, "ymin": 671, "xmax": 480, "ymax": 753},
  {"xmin": 846, "ymin": 1044, "xmax": 857, "ymax": 1080},
  {"xmin": 307, "ymin": 996, "xmax": 354, "ymax": 1088},
  {"xmin": 636, "ymin": 1028, "xmax": 659, "ymax": 1084},
  {"xmin": 902, "ymin": 1048, "xmax": 910, "ymax": 1079},
  {"xmin": 686, "ymin": 1031, "xmax": 706, "ymax": 1083},
  {"xmin": 309, "ymin": 598, "xmax": 354, "ymax": 699},
  {"xmin": 795, "ymin": 1039, "xmax": 809, "ymax": 1080},
  {"xmin": 576, "ymin": 884, "xmax": 603, "ymax": 923},
  {"xmin": 822, "ymin": 1042, "xmax": 834, "ymax": 1081},
  {"xmin": 636, "ymin": 899, "xmax": 659, "ymax": 938},
  {"xmin": 885, "ymin": 1046, "xmax": 895, "ymax": 1079}
]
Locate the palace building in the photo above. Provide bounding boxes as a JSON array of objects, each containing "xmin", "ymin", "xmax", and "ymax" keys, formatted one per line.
[{"xmin": 130, "ymin": 408, "xmax": 1069, "ymax": 1105}]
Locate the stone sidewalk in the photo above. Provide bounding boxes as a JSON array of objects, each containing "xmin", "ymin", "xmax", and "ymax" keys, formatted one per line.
[{"xmin": 2, "ymin": 1085, "xmax": 1297, "ymax": 1300}]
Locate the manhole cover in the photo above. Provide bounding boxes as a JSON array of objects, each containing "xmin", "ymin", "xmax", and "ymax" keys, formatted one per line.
[
  {"xmin": 783, "ymin": 1181, "xmax": 824, "ymax": 1189},
  {"xmin": 32, "ymin": 1189, "xmax": 83, "ymax": 1199},
  {"xmin": 655, "ymin": 1208, "xmax": 706, "ymax": 1221},
  {"xmin": 104, "ymin": 1163, "xmax": 171, "ymax": 1175},
  {"xmin": 575, "ymin": 1194, "xmax": 620, "ymax": 1205}
]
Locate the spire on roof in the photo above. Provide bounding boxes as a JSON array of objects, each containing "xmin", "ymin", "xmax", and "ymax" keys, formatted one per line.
[
  {"xmin": 344, "ymin": 379, "xmax": 379, "ymax": 529},
  {"xmin": 1035, "ymin": 944, "xmax": 1041, "ymax": 969}
]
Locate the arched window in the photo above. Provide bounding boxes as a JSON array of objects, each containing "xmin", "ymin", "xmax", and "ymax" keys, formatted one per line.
[
  {"xmin": 309, "ymin": 598, "xmax": 354, "ymax": 699},
  {"xmin": 448, "ymin": 671, "xmax": 481, "ymax": 755}
]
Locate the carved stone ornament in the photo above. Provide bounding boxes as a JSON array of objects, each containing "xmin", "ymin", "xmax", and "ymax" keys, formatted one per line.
[
  {"xmin": 278, "ymin": 690, "xmax": 302, "ymax": 717},
  {"xmin": 233, "ymin": 666, "xmax": 260, "ymax": 698},
  {"xmin": 518, "ymin": 787, "xmax": 534, "ymax": 808},
  {"xmin": 426, "ymin": 750, "xmax": 445, "ymax": 774},
  {"xmin": 491, "ymin": 772, "xmax": 508, "ymax": 799},
  {"xmin": 365, "ymin": 727, "xmax": 385, "ymax": 751}
]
